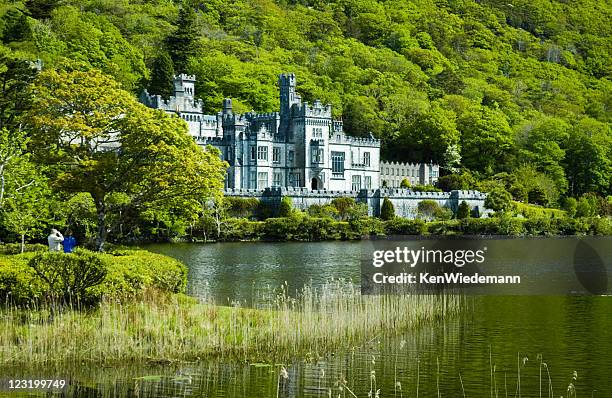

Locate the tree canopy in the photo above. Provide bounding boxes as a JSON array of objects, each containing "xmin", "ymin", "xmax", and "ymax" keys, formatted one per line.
[{"xmin": 26, "ymin": 69, "xmax": 227, "ymax": 250}]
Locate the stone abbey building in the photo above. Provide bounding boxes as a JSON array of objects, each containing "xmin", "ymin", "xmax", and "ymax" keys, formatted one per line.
[{"xmin": 140, "ymin": 73, "xmax": 382, "ymax": 191}]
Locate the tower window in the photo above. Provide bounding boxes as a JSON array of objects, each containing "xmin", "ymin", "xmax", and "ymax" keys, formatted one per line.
[{"xmin": 257, "ymin": 146, "xmax": 268, "ymax": 161}]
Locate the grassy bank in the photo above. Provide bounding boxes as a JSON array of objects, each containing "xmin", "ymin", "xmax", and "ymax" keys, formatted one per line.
[{"xmin": 0, "ymin": 282, "xmax": 461, "ymax": 365}]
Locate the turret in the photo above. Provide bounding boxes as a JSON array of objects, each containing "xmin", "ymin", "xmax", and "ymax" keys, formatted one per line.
[
  {"xmin": 222, "ymin": 98, "xmax": 233, "ymax": 115},
  {"xmin": 173, "ymin": 74, "xmax": 196, "ymax": 98}
]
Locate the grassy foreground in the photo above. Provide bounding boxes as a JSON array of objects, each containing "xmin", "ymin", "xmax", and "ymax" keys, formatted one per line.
[{"xmin": 0, "ymin": 282, "xmax": 461, "ymax": 365}]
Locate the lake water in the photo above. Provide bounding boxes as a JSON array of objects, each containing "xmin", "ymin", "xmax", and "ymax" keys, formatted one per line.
[{"xmin": 8, "ymin": 239, "xmax": 612, "ymax": 397}]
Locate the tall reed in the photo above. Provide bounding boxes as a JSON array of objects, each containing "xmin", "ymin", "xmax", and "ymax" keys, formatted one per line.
[{"xmin": 0, "ymin": 281, "xmax": 462, "ymax": 365}]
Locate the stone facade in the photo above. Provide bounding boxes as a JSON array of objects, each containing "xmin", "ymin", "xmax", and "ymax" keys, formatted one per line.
[
  {"xmin": 380, "ymin": 161, "xmax": 440, "ymax": 187},
  {"xmin": 224, "ymin": 187, "xmax": 490, "ymax": 219},
  {"xmin": 140, "ymin": 73, "xmax": 380, "ymax": 191}
]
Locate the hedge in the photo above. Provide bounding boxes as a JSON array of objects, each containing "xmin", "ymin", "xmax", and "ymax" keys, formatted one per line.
[{"xmin": 0, "ymin": 249, "xmax": 186, "ymax": 307}]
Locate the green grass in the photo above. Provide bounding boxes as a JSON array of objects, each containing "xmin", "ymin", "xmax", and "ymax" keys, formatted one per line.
[{"xmin": 0, "ymin": 282, "xmax": 461, "ymax": 365}]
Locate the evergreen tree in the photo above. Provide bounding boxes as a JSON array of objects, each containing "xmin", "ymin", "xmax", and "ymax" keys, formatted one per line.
[
  {"xmin": 167, "ymin": 5, "xmax": 199, "ymax": 73},
  {"xmin": 2, "ymin": 9, "xmax": 31, "ymax": 43},
  {"xmin": 25, "ymin": 0, "xmax": 61, "ymax": 20},
  {"xmin": 456, "ymin": 201, "xmax": 470, "ymax": 219},
  {"xmin": 380, "ymin": 197, "xmax": 395, "ymax": 220},
  {"xmin": 149, "ymin": 52, "xmax": 175, "ymax": 100}
]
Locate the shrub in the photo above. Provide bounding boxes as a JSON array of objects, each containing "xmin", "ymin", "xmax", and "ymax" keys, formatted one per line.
[
  {"xmin": 28, "ymin": 250, "xmax": 107, "ymax": 303},
  {"xmin": 1, "ymin": 249, "xmax": 187, "ymax": 306},
  {"xmin": 427, "ymin": 220, "xmax": 461, "ymax": 236},
  {"xmin": 562, "ymin": 197, "xmax": 577, "ymax": 217},
  {"xmin": 400, "ymin": 178, "xmax": 410, "ymax": 188},
  {"xmin": 509, "ymin": 184, "xmax": 528, "ymax": 203},
  {"xmin": 528, "ymin": 187, "xmax": 548, "ymax": 206},
  {"xmin": 417, "ymin": 200, "xmax": 443, "ymax": 221},
  {"xmin": 0, "ymin": 254, "xmax": 44, "ymax": 304},
  {"xmin": 384, "ymin": 218, "xmax": 427, "ymax": 235},
  {"xmin": 485, "ymin": 187, "xmax": 512, "ymax": 212},
  {"xmin": 220, "ymin": 218, "xmax": 264, "ymax": 241},
  {"xmin": 380, "ymin": 197, "xmax": 395, "ymax": 220},
  {"xmin": 278, "ymin": 196, "xmax": 293, "ymax": 217},
  {"xmin": 224, "ymin": 197, "xmax": 260, "ymax": 219},
  {"xmin": 456, "ymin": 201, "xmax": 470, "ymax": 219},
  {"xmin": 0, "ymin": 243, "xmax": 47, "ymax": 255},
  {"xmin": 349, "ymin": 217, "xmax": 385, "ymax": 236}
]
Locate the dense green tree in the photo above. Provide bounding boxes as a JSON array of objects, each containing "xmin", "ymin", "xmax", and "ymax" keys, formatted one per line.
[
  {"xmin": 459, "ymin": 107, "xmax": 514, "ymax": 174},
  {"xmin": 148, "ymin": 51, "xmax": 175, "ymax": 99},
  {"xmin": 25, "ymin": 0, "xmax": 61, "ymax": 20},
  {"xmin": 167, "ymin": 5, "xmax": 199, "ymax": 73},
  {"xmin": 564, "ymin": 119, "xmax": 612, "ymax": 196},
  {"xmin": 399, "ymin": 178, "xmax": 410, "ymax": 188},
  {"xmin": 27, "ymin": 69, "xmax": 227, "ymax": 250},
  {"xmin": 1, "ymin": 8, "xmax": 31, "ymax": 43}
]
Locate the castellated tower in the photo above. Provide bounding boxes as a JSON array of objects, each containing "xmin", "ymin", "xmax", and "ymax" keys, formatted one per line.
[
  {"xmin": 279, "ymin": 73, "xmax": 301, "ymax": 134},
  {"xmin": 173, "ymin": 74, "xmax": 196, "ymax": 98}
]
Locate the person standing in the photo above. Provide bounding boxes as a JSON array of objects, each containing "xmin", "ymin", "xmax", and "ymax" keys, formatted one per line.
[
  {"xmin": 63, "ymin": 230, "xmax": 77, "ymax": 253},
  {"xmin": 47, "ymin": 229, "xmax": 64, "ymax": 252}
]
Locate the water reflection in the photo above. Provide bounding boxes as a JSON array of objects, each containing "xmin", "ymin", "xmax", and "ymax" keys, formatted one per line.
[{"xmin": 4, "ymin": 239, "xmax": 611, "ymax": 397}]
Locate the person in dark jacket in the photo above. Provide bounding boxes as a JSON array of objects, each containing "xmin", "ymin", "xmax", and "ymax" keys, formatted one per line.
[{"xmin": 63, "ymin": 230, "xmax": 77, "ymax": 253}]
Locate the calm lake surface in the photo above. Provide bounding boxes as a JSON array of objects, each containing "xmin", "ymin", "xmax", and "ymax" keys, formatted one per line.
[{"xmin": 10, "ymin": 239, "xmax": 612, "ymax": 397}]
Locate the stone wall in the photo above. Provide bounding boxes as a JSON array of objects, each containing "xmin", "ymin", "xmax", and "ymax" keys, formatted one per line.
[{"xmin": 224, "ymin": 187, "xmax": 490, "ymax": 218}]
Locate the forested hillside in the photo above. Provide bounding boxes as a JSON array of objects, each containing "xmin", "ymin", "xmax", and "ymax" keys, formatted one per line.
[{"xmin": 1, "ymin": 0, "xmax": 610, "ymax": 204}]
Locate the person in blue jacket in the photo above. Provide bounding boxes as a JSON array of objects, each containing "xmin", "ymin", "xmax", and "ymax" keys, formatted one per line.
[{"xmin": 63, "ymin": 230, "xmax": 77, "ymax": 253}]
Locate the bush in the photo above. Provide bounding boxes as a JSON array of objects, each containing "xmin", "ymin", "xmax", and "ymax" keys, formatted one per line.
[
  {"xmin": 417, "ymin": 200, "xmax": 447, "ymax": 221},
  {"xmin": 28, "ymin": 250, "xmax": 107, "ymax": 303},
  {"xmin": 400, "ymin": 178, "xmax": 410, "ymax": 188},
  {"xmin": 380, "ymin": 197, "xmax": 395, "ymax": 220},
  {"xmin": 220, "ymin": 218, "xmax": 264, "ymax": 241},
  {"xmin": 384, "ymin": 218, "xmax": 427, "ymax": 235},
  {"xmin": 426, "ymin": 220, "xmax": 461, "ymax": 235},
  {"xmin": 0, "ymin": 254, "xmax": 44, "ymax": 304},
  {"xmin": 0, "ymin": 243, "xmax": 47, "ymax": 255},
  {"xmin": 562, "ymin": 197, "xmax": 578, "ymax": 217},
  {"xmin": 513, "ymin": 202, "xmax": 566, "ymax": 219},
  {"xmin": 528, "ymin": 187, "xmax": 548, "ymax": 206},
  {"xmin": 456, "ymin": 201, "xmax": 470, "ymax": 219},
  {"xmin": 0, "ymin": 249, "xmax": 187, "ymax": 306},
  {"xmin": 278, "ymin": 196, "xmax": 293, "ymax": 217},
  {"xmin": 224, "ymin": 197, "xmax": 260, "ymax": 219},
  {"xmin": 485, "ymin": 187, "xmax": 512, "ymax": 212}
]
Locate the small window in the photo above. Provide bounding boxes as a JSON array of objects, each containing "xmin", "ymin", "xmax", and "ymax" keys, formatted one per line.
[
  {"xmin": 250, "ymin": 146, "xmax": 256, "ymax": 161},
  {"xmin": 273, "ymin": 147, "xmax": 281, "ymax": 163},
  {"xmin": 363, "ymin": 152, "xmax": 370, "ymax": 167},
  {"xmin": 249, "ymin": 171, "xmax": 257, "ymax": 188},
  {"xmin": 352, "ymin": 175, "xmax": 361, "ymax": 191},
  {"xmin": 365, "ymin": 176, "xmax": 372, "ymax": 189},
  {"xmin": 288, "ymin": 150, "xmax": 294, "ymax": 164}
]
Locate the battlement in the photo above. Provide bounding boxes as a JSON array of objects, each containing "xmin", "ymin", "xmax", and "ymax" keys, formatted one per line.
[
  {"xmin": 330, "ymin": 133, "xmax": 380, "ymax": 147},
  {"xmin": 175, "ymin": 74, "xmax": 196, "ymax": 81},
  {"xmin": 381, "ymin": 160, "xmax": 427, "ymax": 168},
  {"xmin": 294, "ymin": 101, "xmax": 332, "ymax": 118},
  {"xmin": 278, "ymin": 73, "xmax": 296, "ymax": 86}
]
